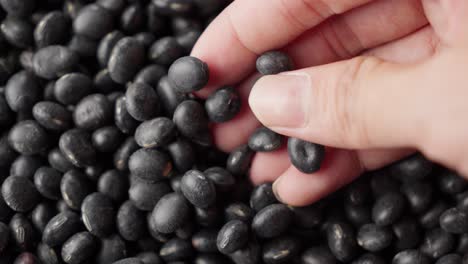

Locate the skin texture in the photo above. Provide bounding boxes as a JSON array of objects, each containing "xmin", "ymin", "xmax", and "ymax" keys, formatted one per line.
[{"xmin": 192, "ymin": 0, "xmax": 468, "ymax": 206}]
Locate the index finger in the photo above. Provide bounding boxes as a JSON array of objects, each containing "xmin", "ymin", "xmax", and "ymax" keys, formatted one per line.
[{"xmin": 191, "ymin": 0, "xmax": 374, "ymax": 97}]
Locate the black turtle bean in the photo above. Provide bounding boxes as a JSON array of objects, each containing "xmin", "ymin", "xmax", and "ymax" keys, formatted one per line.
[
  {"xmin": 34, "ymin": 11, "xmax": 70, "ymax": 48},
  {"xmin": 1, "ymin": 176, "xmax": 40, "ymax": 212},
  {"xmin": 401, "ymin": 181, "xmax": 433, "ymax": 214},
  {"xmin": 168, "ymin": 139, "xmax": 196, "ymax": 173},
  {"xmin": 129, "ymin": 180, "xmax": 171, "ymax": 211},
  {"xmin": 173, "ymin": 100, "xmax": 211, "ymax": 145},
  {"xmin": 81, "ymin": 192, "xmax": 115, "ymax": 237},
  {"xmin": 61, "ymin": 231, "xmax": 97, "ymax": 264},
  {"xmin": 226, "ymin": 144, "xmax": 254, "ymax": 176},
  {"xmin": 8, "ymin": 120, "xmax": 48, "ymax": 155},
  {"xmin": 125, "ymin": 82, "xmax": 160, "ymax": 121},
  {"xmin": 95, "ymin": 234, "xmax": 127, "ymax": 264},
  {"xmin": 151, "ymin": 0, "xmax": 193, "ymax": 15},
  {"xmin": 326, "ymin": 221, "xmax": 359, "ymax": 262},
  {"xmin": 250, "ymin": 183, "xmax": 277, "ymax": 212},
  {"xmin": 228, "ymin": 241, "xmax": 261, "ymax": 264},
  {"xmin": 216, "ymin": 220, "xmax": 248, "ymax": 254},
  {"xmin": 159, "ymin": 238, "xmax": 194, "ymax": 262},
  {"xmin": 0, "ymin": 0, "xmax": 35, "ymax": 17},
  {"xmin": 9, "ymin": 213, "xmax": 36, "ymax": 250},
  {"xmin": 256, "ymin": 51, "xmax": 293, "ymax": 75},
  {"xmin": 5, "ymin": 70, "xmax": 40, "ymax": 112},
  {"xmin": 33, "ymin": 101, "xmax": 72, "ymax": 131},
  {"xmin": 420, "ymin": 201, "xmax": 449, "ymax": 229},
  {"xmin": 114, "ymin": 95, "xmax": 139, "ymax": 134},
  {"xmin": 134, "ymin": 32, "xmax": 156, "ymax": 48},
  {"xmin": 42, "ymin": 211, "xmax": 82, "ymax": 247},
  {"xmin": 48, "ymin": 148, "xmax": 75, "ymax": 173},
  {"xmin": 37, "ymin": 243, "xmax": 61, "ymax": 264},
  {"xmin": 192, "ymin": 229, "xmax": 218, "ymax": 253},
  {"xmin": 33, "ymin": 45, "xmax": 79, "ymax": 80},
  {"xmin": 181, "ymin": 170, "xmax": 216, "ymax": 208},
  {"xmin": 97, "ymin": 0, "xmax": 125, "ymax": 14},
  {"xmin": 291, "ymin": 203, "xmax": 323, "ymax": 229},
  {"xmin": 252, "ymin": 204, "xmax": 292, "ymax": 239},
  {"xmin": 262, "ymin": 235, "xmax": 301, "ymax": 264},
  {"xmin": 73, "ymin": 94, "xmax": 113, "ymax": 130},
  {"xmin": 114, "ymin": 137, "xmax": 139, "ymax": 171},
  {"xmin": 92, "ymin": 126, "xmax": 124, "ymax": 153},
  {"xmin": 120, "ymin": 3, "xmax": 145, "ymax": 34},
  {"xmin": 148, "ymin": 37, "xmax": 185, "ymax": 67},
  {"xmin": 372, "ymin": 192, "xmax": 406, "ymax": 226},
  {"xmin": 392, "ymin": 217, "xmax": 422, "ymax": 250},
  {"xmin": 176, "ymin": 29, "xmax": 202, "ymax": 53},
  {"xmin": 1, "ymin": 17, "xmax": 33, "ymax": 48},
  {"xmin": 205, "ymin": 86, "xmax": 241, "ymax": 123},
  {"xmin": 68, "ymin": 34, "xmax": 98, "ymax": 57},
  {"xmin": 195, "ymin": 206, "xmax": 220, "ymax": 227},
  {"xmin": 389, "ymin": 153, "xmax": 433, "ymax": 182},
  {"xmin": 157, "ymin": 76, "xmax": 188, "ymax": 117},
  {"xmin": 392, "ymin": 250, "xmax": 431, "ymax": 264},
  {"xmin": 54, "ymin": 73, "xmax": 93, "ymax": 106},
  {"xmin": 135, "ymin": 64, "xmax": 166, "ymax": 88},
  {"xmin": 301, "ymin": 247, "xmax": 337, "ymax": 264},
  {"xmin": 10, "ymin": 155, "xmax": 43, "ymax": 179},
  {"xmin": 117, "ymin": 201, "xmax": 146, "ymax": 241},
  {"xmin": 108, "ymin": 37, "xmax": 145, "ymax": 84},
  {"xmin": 345, "ymin": 202, "xmax": 372, "ymax": 227},
  {"xmin": 420, "ymin": 228, "xmax": 455, "ymax": 259},
  {"xmin": 98, "ymin": 31, "xmax": 125, "ymax": 67},
  {"xmin": 97, "ymin": 169, "xmax": 127, "ymax": 202},
  {"xmin": 204, "ymin": 167, "xmax": 235, "ymax": 192},
  {"xmin": 440, "ymin": 207, "xmax": 468, "ymax": 234},
  {"xmin": 168, "ymin": 56, "xmax": 209, "ymax": 93},
  {"xmin": 438, "ymin": 170, "xmax": 468, "ymax": 194},
  {"xmin": 135, "ymin": 117, "xmax": 176, "ymax": 148},
  {"xmin": 150, "ymin": 192, "xmax": 191, "ymax": 234},
  {"xmin": 288, "ymin": 137, "xmax": 325, "ymax": 174},
  {"xmin": 357, "ymin": 223, "xmax": 393, "ymax": 252},
  {"xmin": 31, "ymin": 202, "xmax": 56, "ymax": 232},
  {"xmin": 60, "ymin": 169, "xmax": 92, "ymax": 210},
  {"xmin": 73, "ymin": 4, "xmax": 113, "ymax": 39},
  {"xmin": 248, "ymin": 127, "xmax": 283, "ymax": 152},
  {"xmin": 129, "ymin": 148, "xmax": 172, "ymax": 182},
  {"xmin": 34, "ymin": 167, "xmax": 62, "ymax": 200},
  {"xmin": 59, "ymin": 129, "xmax": 96, "ymax": 167}
]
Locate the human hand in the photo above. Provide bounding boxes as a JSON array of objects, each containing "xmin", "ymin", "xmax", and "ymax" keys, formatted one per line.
[{"xmin": 191, "ymin": 0, "xmax": 468, "ymax": 206}]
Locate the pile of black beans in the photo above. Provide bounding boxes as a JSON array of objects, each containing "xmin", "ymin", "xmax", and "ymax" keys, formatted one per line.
[{"xmin": 0, "ymin": 1, "xmax": 468, "ymax": 264}]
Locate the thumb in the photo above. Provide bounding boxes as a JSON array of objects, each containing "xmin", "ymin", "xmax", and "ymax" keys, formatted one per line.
[{"xmin": 248, "ymin": 56, "xmax": 429, "ymax": 150}]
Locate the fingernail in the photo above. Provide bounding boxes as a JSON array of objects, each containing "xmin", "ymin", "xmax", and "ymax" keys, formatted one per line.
[
  {"xmin": 272, "ymin": 177, "xmax": 284, "ymax": 203},
  {"xmin": 249, "ymin": 73, "xmax": 310, "ymax": 128}
]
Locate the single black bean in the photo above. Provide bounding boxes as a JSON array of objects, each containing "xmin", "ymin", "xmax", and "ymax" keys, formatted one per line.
[
  {"xmin": 351, "ymin": 253, "xmax": 385, "ymax": 264},
  {"xmin": 5, "ymin": 70, "xmax": 40, "ymax": 112},
  {"xmin": 9, "ymin": 213, "xmax": 36, "ymax": 250},
  {"xmin": 114, "ymin": 95, "xmax": 139, "ymax": 134},
  {"xmin": 129, "ymin": 180, "xmax": 171, "ymax": 211},
  {"xmin": 68, "ymin": 34, "xmax": 98, "ymax": 57},
  {"xmin": 1, "ymin": 16, "xmax": 33, "ymax": 48},
  {"xmin": 419, "ymin": 201, "xmax": 449, "ymax": 229},
  {"xmin": 159, "ymin": 238, "xmax": 194, "ymax": 262},
  {"xmin": 98, "ymin": 169, "xmax": 127, "ymax": 202},
  {"xmin": 73, "ymin": 4, "xmax": 113, "ymax": 39},
  {"xmin": 252, "ymin": 204, "xmax": 292, "ymax": 238},
  {"xmin": 81, "ymin": 192, "xmax": 115, "ymax": 237},
  {"xmin": 192, "ymin": 229, "xmax": 218, "ymax": 253},
  {"xmin": 10, "ymin": 155, "xmax": 43, "ymax": 179},
  {"xmin": 73, "ymin": 94, "xmax": 113, "ymax": 130},
  {"xmin": 440, "ymin": 207, "xmax": 468, "ymax": 234},
  {"xmin": 59, "ymin": 129, "xmax": 96, "ymax": 167},
  {"xmin": 147, "ymin": 213, "xmax": 172, "ymax": 243},
  {"xmin": 33, "ymin": 45, "xmax": 79, "ymax": 80},
  {"xmin": 60, "ymin": 169, "xmax": 92, "ymax": 210},
  {"xmin": 54, "ymin": 73, "xmax": 93, "ymax": 106},
  {"xmin": 392, "ymin": 217, "xmax": 422, "ymax": 250},
  {"xmin": 0, "ymin": 0, "xmax": 35, "ymax": 17},
  {"xmin": 204, "ymin": 167, "xmax": 235, "ymax": 192},
  {"xmin": 42, "ymin": 211, "xmax": 82, "ymax": 247},
  {"xmin": 136, "ymin": 251, "xmax": 163, "ymax": 264},
  {"xmin": 226, "ymin": 144, "xmax": 254, "ymax": 176},
  {"xmin": 250, "ymin": 183, "xmax": 277, "ymax": 212},
  {"xmin": 171, "ymin": 17, "xmax": 202, "ymax": 34},
  {"xmin": 392, "ymin": 250, "xmax": 431, "ymax": 264},
  {"xmin": 345, "ymin": 202, "xmax": 371, "ymax": 227},
  {"xmin": 92, "ymin": 126, "xmax": 123, "ymax": 153},
  {"xmin": 37, "ymin": 243, "xmax": 61, "ymax": 264},
  {"xmin": 248, "ymin": 127, "xmax": 282, "ymax": 152},
  {"xmin": 113, "ymin": 258, "xmax": 144, "ymax": 264},
  {"xmin": 262, "ymin": 235, "xmax": 301, "ymax": 264},
  {"xmin": 108, "ymin": 37, "xmax": 145, "ymax": 84},
  {"xmin": 114, "ymin": 137, "xmax": 139, "ymax": 171},
  {"xmin": 301, "ymin": 246, "xmax": 337, "ymax": 264},
  {"xmin": 135, "ymin": 117, "xmax": 176, "ymax": 148},
  {"xmin": 0, "ymin": 221, "xmax": 9, "ymax": 253},
  {"xmin": 357, "ymin": 223, "xmax": 393, "ymax": 252},
  {"xmin": 291, "ymin": 204, "xmax": 323, "ymax": 229},
  {"xmin": 151, "ymin": 0, "xmax": 193, "ymax": 15},
  {"xmin": 98, "ymin": 31, "xmax": 125, "ymax": 67},
  {"xmin": 439, "ymin": 170, "xmax": 468, "ymax": 194},
  {"xmin": 224, "ymin": 204, "xmax": 255, "ymax": 223},
  {"xmin": 176, "ymin": 29, "xmax": 201, "ymax": 53},
  {"xmin": 1, "ymin": 176, "xmax": 39, "ymax": 212},
  {"xmin": 288, "ymin": 137, "xmax": 325, "ymax": 174},
  {"xmin": 8, "ymin": 120, "xmax": 48, "ymax": 155},
  {"xmin": 34, "ymin": 11, "xmax": 70, "ymax": 48},
  {"xmin": 97, "ymin": 0, "xmax": 125, "ymax": 14},
  {"xmin": 31, "ymin": 202, "xmax": 56, "ymax": 233},
  {"xmin": 120, "ymin": 3, "xmax": 145, "ymax": 34},
  {"xmin": 168, "ymin": 56, "xmax": 209, "ymax": 93},
  {"xmin": 148, "ymin": 37, "xmax": 184, "ymax": 67},
  {"xmin": 34, "ymin": 167, "xmax": 62, "ymax": 200},
  {"xmin": 95, "ymin": 234, "xmax": 127, "ymax": 264},
  {"xmin": 181, "ymin": 170, "xmax": 216, "ymax": 208},
  {"xmin": 256, "ymin": 51, "xmax": 293, "ymax": 75},
  {"xmin": 168, "ymin": 139, "xmax": 196, "ymax": 173},
  {"xmin": 436, "ymin": 254, "xmax": 463, "ymax": 264},
  {"xmin": 150, "ymin": 192, "xmax": 191, "ymax": 234},
  {"xmin": 61, "ymin": 231, "xmax": 97, "ymax": 264},
  {"xmin": 420, "ymin": 228, "xmax": 455, "ymax": 259},
  {"xmin": 134, "ymin": 64, "xmax": 166, "ymax": 88},
  {"xmin": 33, "ymin": 101, "xmax": 72, "ymax": 131},
  {"xmin": 129, "ymin": 148, "xmax": 172, "ymax": 182},
  {"xmin": 216, "ymin": 220, "xmax": 248, "ymax": 254},
  {"xmin": 117, "ymin": 200, "xmax": 146, "ymax": 241},
  {"xmin": 372, "ymin": 192, "xmax": 406, "ymax": 226},
  {"xmin": 134, "ymin": 32, "xmax": 156, "ymax": 48},
  {"xmin": 174, "ymin": 100, "xmax": 212, "ymax": 145},
  {"xmin": 18, "ymin": 50, "xmax": 34, "ymax": 72},
  {"xmin": 157, "ymin": 76, "xmax": 188, "ymax": 117},
  {"xmin": 205, "ymin": 86, "xmax": 241, "ymax": 123},
  {"xmin": 125, "ymin": 82, "xmax": 160, "ymax": 121},
  {"xmin": 401, "ymin": 181, "xmax": 433, "ymax": 214},
  {"xmin": 326, "ymin": 221, "xmax": 359, "ymax": 262},
  {"xmin": 228, "ymin": 241, "xmax": 261, "ymax": 264},
  {"xmin": 195, "ymin": 207, "xmax": 220, "ymax": 227},
  {"xmin": 48, "ymin": 148, "xmax": 75, "ymax": 173},
  {"xmin": 389, "ymin": 153, "xmax": 433, "ymax": 182},
  {"xmin": 43, "ymin": 81, "xmax": 56, "ymax": 101}
]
